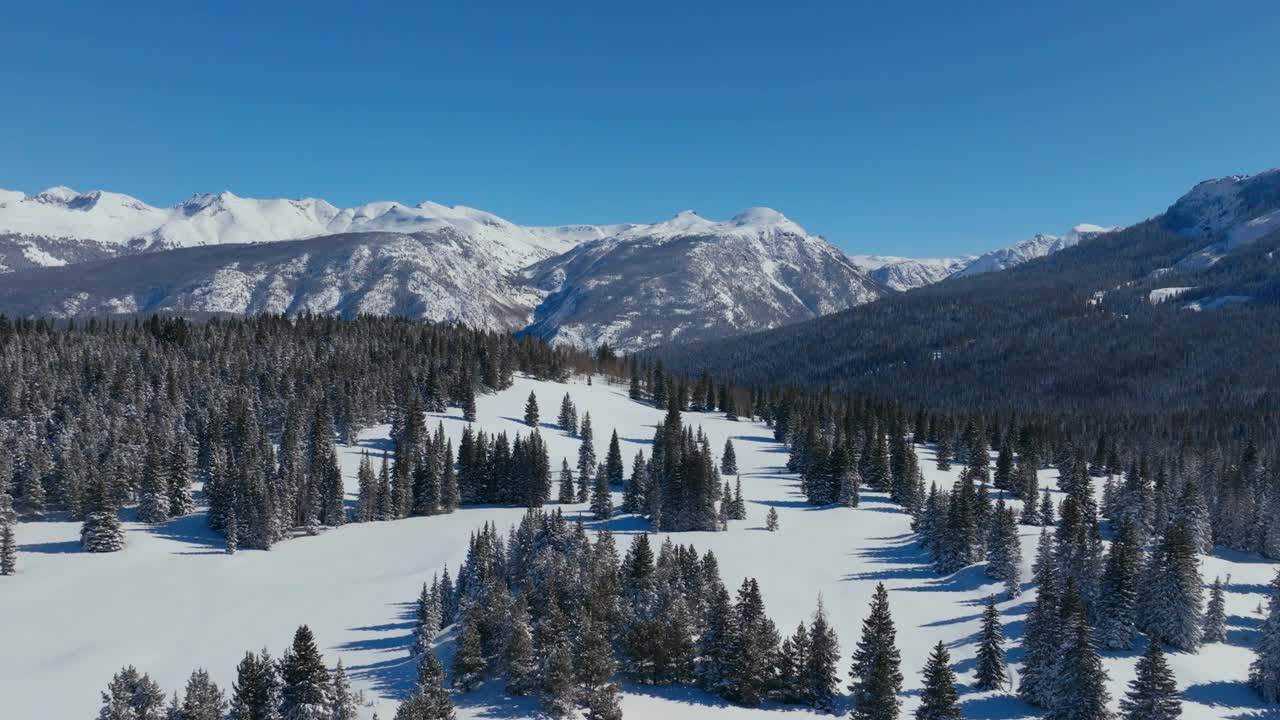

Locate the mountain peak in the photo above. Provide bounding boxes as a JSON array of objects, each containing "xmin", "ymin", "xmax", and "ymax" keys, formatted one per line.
[{"xmin": 34, "ymin": 186, "xmax": 80, "ymax": 204}]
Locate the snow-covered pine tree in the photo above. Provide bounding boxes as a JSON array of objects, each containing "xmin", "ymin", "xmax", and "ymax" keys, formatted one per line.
[
  {"xmin": 985, "ymin": 499, "xmax": 1023, "ymax": 597},
  {"xmin": 974, "ymin": 596, "xmax": 1007, "ymax": 692},
  {"xmin": 80, "ymin": 477, "xmax": 125, "ymax": 553},
  {"xmin": 98, "ymin": 665, "xmax": 166, "ymax": 720},
  {"xmin": 279, "ymin": 625, "xmax": 332, "ymax": 720},
  {"xmin": 591, "ymin": 463, "xmax": 613, "ymax": 520},
  {"xmin": 557, "ymin": 459, "xmax": 575, "ymax": 505},
  {"xmin": 1202, "ymin": 577, "xmax": 1226, "ymax": 644},
  {"xmin": 849, "ymin": 582, "xmax": 903, "ymax": 720},
  {"xmin": 605, "ymin": 430, "xmax": 625, "ymax": 486},
  {"xmin": 452, "ymin": 611, "xmax": 486, "ymax": 692},
  {"xmin": 1019, "ymin": 528, "xmax": 1060, "ymax": 707},
  {"xmin": 1251, "ymin": 571, "xmax": 1280, "ymax": 702},
  {"xmin": 1047, "ymin": 590, "xmax": 1111, "ymax": 720},
  {"xmin": 505, "ymin": 594, "xmax": 536, "ymax": 695},
  {"xmin": 916, "ymin": 642, "xmax": 961, "ymax": 720},
  {"xmin": 803, "ymin": 595, "xmax": 841, "ymax": 712},
  {"xmin": 355, "ymin": 453, "xmax": 377, "ymax": 522},
  {"xmin": 779, "ymin": 624, "xmax": 809, "ymax": 704},
  {"xmin": 557, "ymin": 394, "xmax": 575, "ymax": 433},
  {"xmin": 229, "ymin": 649, "xmax": 281, "ymax": 720},
  {"xmin": 731, "ymin": 477, "xmax": 747, "ymax": 520},
  {"xmin": 1096, "ymin": 519, "xmax": 1141, "ymax": 650},
  {"xmin": 766, "ymin": 507, "xmax": 779, "ymax": 531},
  {"xmin": 622, "ymin": 450, "xmax": 646, "ymax": 514},
  {"xmin": 225, "ymin": 507, "xmax": 239, "ymax": 555},
  {"xmin": 138, "ymin": 436, "xmax": 171, "ymax": 524},
  {"xmin": 180, "ymin": 668, "xmax": 227, "ymax": 720},
  {"xmin": 395, "ymin": 645, "xmax": 456, "ymax": 720},
  {"xmin": 697, "ymin": 580, "xmax": 736, "ymax": 695},
  {"xmin": 0, "ymin": 518, "xmax": 15, "ymax": 576},
  {"xmin": 1119, "ymin": 641, "xmax": 1181, "ymax": 720},
  {"xmin": 1138, "ymin": 522, "xmax": 1203, "ymax": 651},
  {"xmin": 1040, "ymin": 487, "xmax": 1055, "ymax": 526},
  {"xmin": 577, "ymin": 412, "xmax": 595, "ymax": 503},
  {"xmin": 524, "ymin": 391, "xmax": 540, "ymax": 428},
  {"xmin": 726, "ymin": 577, "xmax": 781, "ymax": 706},
  {"xmin": 722, "ymin": 439, "xmax": 738, "ymax": 476},
  {"xmin": 328, "ymin": 661, "xmax": 359, "ymax": 720},
  {"xmin": 462, "ymin": 381, "xmax": 478, "ymax": 424},
  {"xmin": 168, "ymin": 432, "xmax": 196, "ymax": 517}
]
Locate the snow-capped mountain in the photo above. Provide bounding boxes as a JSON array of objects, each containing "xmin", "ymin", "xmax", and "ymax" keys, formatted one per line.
[
  {"xmin": 0, "ymin": 190, "xmax": 887, "ymax": 350},
  {"xmin": 0, "ymin": 186, "xmax": 589, "ymax": 270},
  {"xmin": 847, "ymin": 255, "xmax": 976, "ymax": 291},
  {"xmin": 847, "ymin": 224, "xmax": 1112, "ymax": 291},
  {"xmin": 521, "ymin": 209, "xmax": 883, "ymax": 349}
]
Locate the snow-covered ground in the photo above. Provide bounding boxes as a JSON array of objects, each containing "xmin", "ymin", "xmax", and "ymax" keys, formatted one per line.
[{"xmin": 1, "ymin": 375, "xmax": 1274, "ymax": 719}]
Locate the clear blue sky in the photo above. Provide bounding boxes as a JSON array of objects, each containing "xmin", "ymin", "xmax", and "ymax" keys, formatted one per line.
[{"xmin": 3, "ymin": 1, "xmax": 1278, "ymax": 256}]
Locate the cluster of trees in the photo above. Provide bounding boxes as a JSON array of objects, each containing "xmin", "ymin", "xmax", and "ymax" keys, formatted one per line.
[
  {"xmin": 408, "ymin": 509, "xmax": 840, "ymax": 717},
  {"xmin": 93, "ymin": 625, "xmax": 414, "ymax": 720},
  {"xmin": 0, "ymin": 314, "xmax": 588, "ymax": 560}
]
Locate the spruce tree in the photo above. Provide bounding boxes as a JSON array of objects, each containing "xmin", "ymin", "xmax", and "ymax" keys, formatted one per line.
[
  {"xmin": 0, "ymin": 518, "xmax": 15, "ymax": 576},
  {"xmin": 524, "ymin": 391, "xmax": 540, "ymax": 428},
  {"xmin": 396, "ymin": 646, "xmax": 456, "ymax": 720},
  {"xmin": 804, "ymin": 596, "xmax": 841, "ymax": 712},
  {"xmin": 98, "ymin": 665, "xmax": 166, "ymax": 720},
  {"xmin": 1251, "ymin": 571, "xmax": 1280, "ymax": 702},
  {"xmin": 974, "ymin": 596, "xmax": 1007, "ymax": 692},
  {"xmin": 849, "ymin": 583, "xmax": 903, "ymax": 720},
  {"xmin": 622, "ymin": 450, "xmax": 646, "ymax": 514},
  {"xmin": 505, "ymin": 595, "xmax": 536, "ymax": 695},
  {"xmin": 722, "ymin": 439, "xmax": 738, "ymax": 476},
  {"xmin": 1138, "ymin": 523, "xmax": 1203, "ymax": 651},
  {"xmin": 81, "ymin": 477, "xmax": 125, "ymax": 553},
  {"xmin": 577, "ymin": 413, "xmax": 595, "ymax": 503},
  {"xmin": 1202, "ymin": 577, "xmax": 1226, "ymax": 644},
  {"xmin": 1019, "ymin": 528, "xmax": 1060, "ymax": 707},
  {"xmin": 766, "ymin": 507, "xmax": 779, "ymax": 531},
  {"xmin": 916, "ymin": 642, "xmax": 961, "ymax": 720},
  {"xmin": 1097, "ymin": 519, "xmax": 1141, "ymax": 650},
  {"xmin": 452, "ymin": 611, "xmax": 486, "ymax": 692},
  {"xmin": 1048, "ymin": 599, "xmax": 1112, "ymax": 720},
  {"xmin": 225, "ymin": 507, "xmax": 239, "ymax": 555},
  {"xmin": 985, "ymin": 500, "xmax": 1023, "ymax": 597},
  {"xmin": 180, "ymin": 669, "xmax": 228, "ymax": 720},
  {"xmin": 591, "ymin": 466, "xmax": 613, "ymax": 520},
  {"xmin": 1119, "ymin": 641, "xmax": 1181, "ymax": 720},
  {"xmin": 557, "ymin": 393, "xmax": 576, "ymax": 433},
  {"xmin": 279, "ymin": 625, "xmax": 332, "ymax": 720},
  {"xmin": 557, "ymin": 459, "xmax": 576, "ymax": 504},
  {"xmin": 229, "ymin": 650, "xmax": 281, "ymax": 720}
]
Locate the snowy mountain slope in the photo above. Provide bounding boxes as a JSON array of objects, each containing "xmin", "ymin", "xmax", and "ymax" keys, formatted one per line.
[
  {"xmin": 0, "ymin": 231, "xmax": 544, "ymax": 331},
  {"xmin": 1, "ymin": 374, "xmax": 1272, "ymax": 720},
  {"xmin": 952, "ymin": 223, "xmax": 1114, "ymax": 278},
  {"xmin": 0, "ymin": 199, "xmax": 888, "ymax": 350},
  {"xmin": 847, "ymin": 254, "xmax": 976, "ymax": 291},
  {"xmin": 520, "ymin": 209, "xmax": 884, "ymax": 351}
]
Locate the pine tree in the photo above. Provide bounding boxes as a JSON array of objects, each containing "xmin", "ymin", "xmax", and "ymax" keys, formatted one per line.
[
  {"xmin": 849, "ymin": 583, "xmax": 903, "ymax": 720},
  {"xmin": 605, "ymin": 430, "xmax": 624, "ymax": 487},
  {"xmin": 279, "ymin": 625, "xmax": 332, "ymax": 720},
  {"xmin": 722, "ymin": 439, "xmax": 738, "ymax": 476},
  {"xmin": 329, "ymin": 662, "xmax": 358, "ymax": 720},
  {"xmin": 1251, "ymin": 571, "xmax": 1280, "ymax": 702},
  {"xmin": 1096, "ymin": 520, "xmax": 1141, "ymax": 650},
  {"xmin": 727, "ymin": 578, "xmax": 781, "ymax": 706},
  {"xmin": 0, "ymin": 518, "xmax": 15, "ymax": 575},
  {"xmin": 557, "ymin": 459, "xmax": 576, "ymax": 504},
  {"xmin": 225, "ymin": 507, "xmax": 239, "ymax": 555},
  {"xmin": 985, "ymin": 500, "xmax": 1023, "ymax": 597},
  {"xmin": 396, "ymin": 646, "xmax": 456, "ymax": 720},
  {"xmin": 462, "ymin": 381, "xmax": 477, "ymax": 424},
  {"xmin": 804, "ymin": 596, "xmax": 841, "ymax": 712},
  {"xmin": 505, "ymin": 595, "xmax": 536, "ymax": 695},
  {"xmin": 81, "ymin": 477, "xmax": 125, "ymax": 553},
  {"xmin": 98, "ymin": 665, "xmax": 166, "ymax": 720},
  {"xmin": 1202, "ymin": 577, "xmax": 1226, "ymax": 644},
  {"xmin": 622, "ymin": 450, "xmax": 646, "ymax": 514},
  {"xmin": 1048, "ymin": 599, "xmax": 1112, "ymax": 720},
  {"xmin": 180, "ymin": 669, "xmax": 228, "ymax": 720},
  {"xmin": 1119, "ymin": 641, "xmax": 1181, "ymax": 720},
  {"xmin": 766, "ymin": 507, "xmax": 779, "ymax": 531},
  {"xmin": 524, "ymin": 391, "xmax": 540, "ymax": 428},
  {"xmin": 452, "ymin": 611, "xmax": 486, "ymax": 692},
  {"xmin": 558, "ymin": 393, "xmax": 576, "ymax": 433},
  {"xmin": 591, "ymin": 465, "xmax": 613, "ymax": 520},
  {"xmin": 974, "ymin": 596, "xmax": 1007, "ymax": 692},
  {"xmin": 916, "ymin": 642, "xmax": 961, "ymax": 720},
  {"xmin": 138, "ymin": 436, "xmax": 171, "ymax": 524},
  {"xmin": 229, "ymin": 650, "xmax": 281, "ymax": 720},
  {"xmin": 1019, "ymin": 528, "xmax": 1060, "ymax": 707},
  {"xmin": 1139, "ymin": 523, "xmax": 1203, "ymax": 651},
  {"xmin": 577, "ymin": 412, "xmax": 595, "ymax": 503}
]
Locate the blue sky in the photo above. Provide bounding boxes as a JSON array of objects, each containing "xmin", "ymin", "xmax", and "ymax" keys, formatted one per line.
[{"xmin": 3, "ymin": 1, "xmax": 1278, "ymax": 256}]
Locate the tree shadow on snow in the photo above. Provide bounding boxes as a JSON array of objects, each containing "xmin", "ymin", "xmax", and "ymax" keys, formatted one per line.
[
  {"xmin": 17, "ymin": 539, "xmax": 82, "ymax": 554},
  {"xmin": 619, "ymin": 437, "xmax": 655, "ymax": 446},
  {"xmin": 342, "ymin": 602, "xmax": 421, "ymax": 700},
  {"xmin": 1227, "ymin": 614, "xmax": 1263, "ymax": 647},
  {"xmin": 1183, "ymin": 680, "xmax": 1280, "ymax": 718},
  {"xmin": 731, "ymin": 434, "xmax": 778, "ymax": 444},
  {"xmin": 355, "ymin": 437, "xmax": 395, "ymax": 456},
  {"xmin": 958, "ymin": 693, "xmax": 1038, "ymax": 719},
  {"xmin": 139, "ymin": 512, "xmax": 225, "ymax": 554}
]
